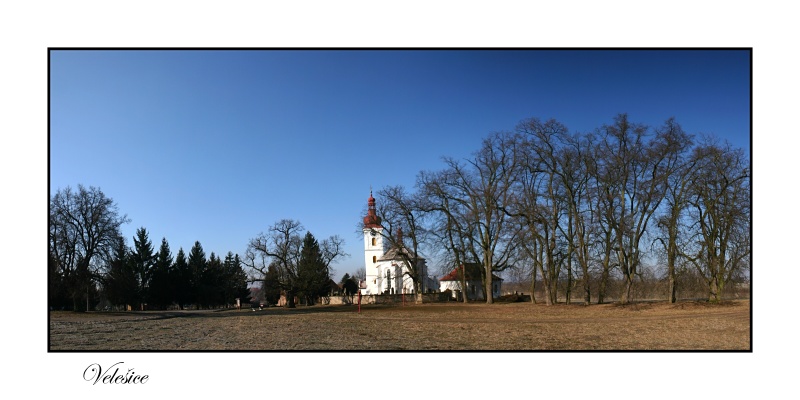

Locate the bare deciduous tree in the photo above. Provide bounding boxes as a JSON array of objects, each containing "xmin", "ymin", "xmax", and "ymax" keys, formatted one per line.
[
  {"xmin": 372, "ymin": 185, "xmax": 429, "ymax": 300},
  {"xmin": 597, "ymin": 114, "xmax": 674, "ymax": 304},
  {"xmin": 684, "ymin": 140, "xmax": 750, "ymax": 302},
  {"xmin": 419, "ymin": 169, "xmax": 475, "ymax": 303},
  {"xmin": 438, "ymin": 132, "xmax": 523, "ymax": 304},
  {"xmin": 244, "ymin": 219, "xmax": 304, "ymax": 308},
  {"xmin": 651, "ymin": 118, "xmax": 695, "ymax": 303},
  {"xmin": 511, "ymin": 118, "xmax": 570, "ymax": 305},
  {"xmin": 49, "ymin": 185, "xmax": 129, "ymax": 311}
]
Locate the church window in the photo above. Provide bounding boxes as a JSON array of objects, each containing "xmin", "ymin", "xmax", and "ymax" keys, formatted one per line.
[
  {"xmin": 371, "ymin": 238, "xmax": 376, "ymax": 246},
  {"xmin": 372, "ymin": 256, "xmax": 377, "ymax": 263}
]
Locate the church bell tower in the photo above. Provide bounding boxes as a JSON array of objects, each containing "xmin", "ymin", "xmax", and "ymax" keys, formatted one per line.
[{"xmin": 363, "ymin": 190, "xmax": 383, "ymax": 291}]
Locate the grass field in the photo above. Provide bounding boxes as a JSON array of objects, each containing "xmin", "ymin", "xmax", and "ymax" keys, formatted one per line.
[{"xmin": 48, "ymin": 299, "xmax": 750, "ymax": 351}]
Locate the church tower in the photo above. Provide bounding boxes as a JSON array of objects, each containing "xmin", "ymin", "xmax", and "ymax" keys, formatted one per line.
[
  {"xmin": 363, "ymin": 190, "xmax": 383, "ymax": 292},
  {"xmin": 363, "ymin": 189, "xmax": 383, "ymax": 294}
]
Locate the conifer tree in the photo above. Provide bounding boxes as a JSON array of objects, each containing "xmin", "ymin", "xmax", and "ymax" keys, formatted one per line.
[
  {"xmin": 104, "ymin": 236, "xmax": 137, "ymax": 309},
  {"xmin": 297, "ymin": 232, "xmax": 329, "ymax": 305},
  {"xmin": 148, "ymin": 237, "xmax": 174, "ymax": 309},
  {"xmin": 129, "ymin": 227, "xmax": 155, "ymax": 309},
  {"xmin": 187, "ymin": 241, "xmax": 207, "ymax": 307},
  {"xmin": 200, "ymin": 252, "xmax": 223, "ymax": 308},
  {"xmin": 173, "ymin": 248, "xmax": 191, "ymax": 309},
  {"xmin": 223, "ymin": 252, "xmax": 250, "ymax": 307}
]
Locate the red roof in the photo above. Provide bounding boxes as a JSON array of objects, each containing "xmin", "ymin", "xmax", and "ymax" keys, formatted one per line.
[{"xmin": 363, "ymin": 191, "xmax": 382, "ymax": 228}]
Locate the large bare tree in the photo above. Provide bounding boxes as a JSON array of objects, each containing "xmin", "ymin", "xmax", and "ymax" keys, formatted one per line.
[
  {"xmin": 509, "ymin": 118, "xmax": 572, "ymax": 305},
  {"xmin": 437, "ymin": 131, "xmax": 523, "ymax": 304},
  {"xmin": 419, "ymin": 168, "xmax": 476, "ymax": 303},
  {"xmin": 244, "ymin": 219, "xmax": 304, "ymax": 308},
  {"xmin": 596, "ymin": 114, "xmax": 674, "ymax": 304},
  {"xmin": 651, "ymin": 118, "xmax": 695, "ymax": 303},
  {"xmin": 49, "ymin": 185, "xmax": 129, "ymax": 311},
  {"xmin": 684, "ymin": 140, "xmax": 750, "ymax": 302},
  {"xmin": 556, "ymin": 132, "xmax": 595, "ymax": 305}
]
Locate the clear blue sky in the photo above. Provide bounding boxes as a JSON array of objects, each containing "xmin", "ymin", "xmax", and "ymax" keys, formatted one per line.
[{"xmin": 49, "ymin": 49, "xmax": 751, "ymax": 279}]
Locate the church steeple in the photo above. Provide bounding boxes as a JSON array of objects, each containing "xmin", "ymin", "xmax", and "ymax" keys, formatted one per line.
[{"xmin": 363, "ymin": 189, "xmax": 382, "ymax": 229}]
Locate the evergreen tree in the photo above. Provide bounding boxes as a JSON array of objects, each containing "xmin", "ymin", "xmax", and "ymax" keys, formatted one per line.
[
  {"xmin": 104, "ymin": 236, "xmax": 137, "ymax": 309},
  {"xmin": 129, "ymin": 227, "xmax": 155, "ymax": 309},
  {"xmin": 223, "ymin": 252, "xmax": 250, "ymax": 307},
  {"xmin": 199, "ymin": 252, "xmax": 223, "ymax": 308},
  {"xmin": 187, "ymin": 241, "xmax": 207, "ymax": 307},
  {"xmin": 173, "ymin": 248, "xmax": 191, "ymax": 309},
  {"xmin": 340, "ymin": 273, "xmax": 359, "ymax": 295},
  {"xmin": 148, "ymin": 237, "xmax": 174, "ymax": 309},
  {"xmin": 297, "ymin": 232, "xmax": 329, "ymax": 305}
]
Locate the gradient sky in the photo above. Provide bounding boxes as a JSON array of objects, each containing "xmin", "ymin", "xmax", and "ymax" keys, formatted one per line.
[{"xmin": 49, "ymin": 49, "xmax": 751, "ymax": 279}]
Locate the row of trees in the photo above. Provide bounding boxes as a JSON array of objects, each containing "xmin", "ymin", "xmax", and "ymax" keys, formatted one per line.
[
  {"xmin": 49, "ymin": 185, "xmax": 249, "ymax": 311},
  {"xmin": 105, "ymin": 231, "xmax": 250, "ymax": 310},
  {"xmin": 243, "ymin": 219, "xmax": 349, "ymax": 308},
  {"xmin": 368, "ymin": 114, "xmax": 750, "ymax": 304}
]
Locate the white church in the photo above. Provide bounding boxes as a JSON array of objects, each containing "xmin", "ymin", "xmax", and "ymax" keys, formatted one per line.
[{"xmin": 359, "ymin": 191, "xmax": 437, "ymax": 295}]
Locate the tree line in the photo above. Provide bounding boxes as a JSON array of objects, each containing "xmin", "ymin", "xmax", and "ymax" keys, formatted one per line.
[
  {"xmin": 49, "ymin": 185, "xmax": 250, "ymax": 311},
  {"xmin": 368, "ymin": 114, "xmax": 750, "ymax": 305},
  {"xmin": 49, "ymin": 113, "xmax": 749, "ymax": 309}
]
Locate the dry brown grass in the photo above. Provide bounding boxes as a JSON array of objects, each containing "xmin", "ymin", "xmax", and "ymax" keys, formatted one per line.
[{"xmin": 49, "ymin": 299, "xmax": 750, "ymax": 351}]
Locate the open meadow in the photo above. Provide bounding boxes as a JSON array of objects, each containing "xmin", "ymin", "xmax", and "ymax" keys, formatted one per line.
[{"xmin": 49, "ymin": 299, "xmax": 750, "ymax": 351}]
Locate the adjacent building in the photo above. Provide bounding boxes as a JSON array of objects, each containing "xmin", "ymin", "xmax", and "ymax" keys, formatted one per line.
[{"xmin": 439, "ymin": 262, "xmax": 503, "ymax": 301}]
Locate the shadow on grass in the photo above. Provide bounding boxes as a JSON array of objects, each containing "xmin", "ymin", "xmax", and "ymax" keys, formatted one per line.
[{"xmin": 89, "ymin": 304, "xmax": 381, "ymax": 320}]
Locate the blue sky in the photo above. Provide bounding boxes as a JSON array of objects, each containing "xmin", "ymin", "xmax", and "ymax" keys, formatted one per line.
[{"xmin": 49, "ymin": 49, "xmax": 751, "ymax": 279}]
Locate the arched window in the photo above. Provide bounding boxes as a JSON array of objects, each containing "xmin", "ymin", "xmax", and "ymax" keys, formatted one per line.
[
  {"xmin": 371, "ymin": 238, "xmax": 376, "ymax": 246},
  {"xmin": 372, "ymin": 255, "xmax": 377, "ymax": 263}
]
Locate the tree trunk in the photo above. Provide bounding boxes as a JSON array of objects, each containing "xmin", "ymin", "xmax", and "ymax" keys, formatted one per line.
[
  {"xmin": 461, "ymin": 268, "xmax": 468, "ymax": 304},
  {"xmin": 709, "ymin": 275, "xmax": 722, "ymax": 303},
  {"xmin": 566, "ymin": 259, "xmax": 573, "ymax": 305},
  {"xmin": 538, "ymin": 262, "xmax": 553, "ymax": 306},
  {"xmin": 484, "ymin": 272, "xmax": 493, "ymax": 304},
  {"xmin": 621, "ymin": 273, "xmax": 634, "ymax": 304},
  {"xmin": 285, "ymin": 289, "xmax": 296, "ymax": 308},
  {"xmin": 582, "ymin": 248, "xmax": 591, "ymax": 305},
  {"xmin": 484, "ymin": 251, "xmax": 494, "ymax": 304},
  {"xmin": 666, "ymin": 218, "xmax": 679, "ymax": 303},
  {"xmin": 668, "ymin": 272, "xmax": 677, "ymax": 303},
  {"xmin": 598, "ymin": 263, "xmax": 609, "ymax": 305},
  {"xmin": 667, "ymin": 244, "xmax": 677, "ymax": 303}
]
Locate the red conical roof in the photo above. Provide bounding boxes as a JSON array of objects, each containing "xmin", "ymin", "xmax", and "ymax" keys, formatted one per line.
[{"xmin": 363, "ymin": 190, "xmax": 382, "ymax": 229}]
